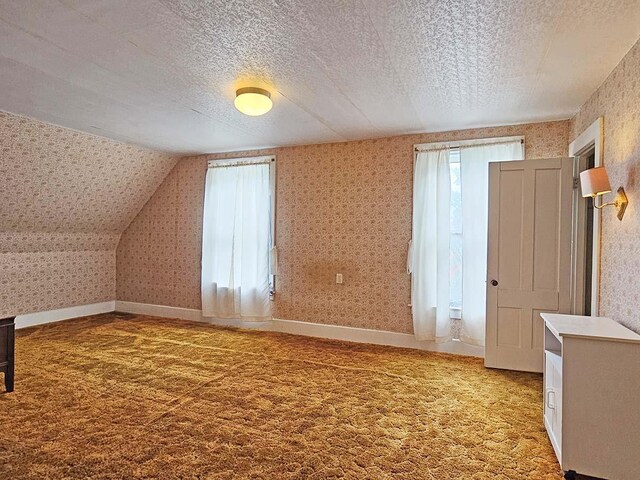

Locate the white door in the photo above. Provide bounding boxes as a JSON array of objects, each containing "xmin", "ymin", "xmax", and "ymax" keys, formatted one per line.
[{"xmin": 485, "ymin": 158, "xmax": 573, "ymax": 372}]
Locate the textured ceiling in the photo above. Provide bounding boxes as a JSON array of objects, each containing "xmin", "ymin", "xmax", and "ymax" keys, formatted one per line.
[{"xmin": 0, "ymin": 0, "xmax": 639, "ymax": 154}]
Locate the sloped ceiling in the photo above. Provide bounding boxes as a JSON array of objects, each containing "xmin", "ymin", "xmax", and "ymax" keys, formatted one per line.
[
  {"xmin": 0, "ymin": 0, "xmax": 639, "ymax": 154},
  {"xmin": 0, "ymin": 111, "xmax": 177, "ymax": 242},
  {"xmin": 0, "ymin": 110, "xmax": 177, "ymax": 318}
]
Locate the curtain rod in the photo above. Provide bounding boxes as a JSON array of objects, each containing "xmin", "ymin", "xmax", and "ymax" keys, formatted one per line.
[
  {"xmin": 414, "ymin": 137, "xmax": 524, "ymax": 152},
  {"xmin": 208, "ymin": 158, "xmax": 274, "ymax": 169}
]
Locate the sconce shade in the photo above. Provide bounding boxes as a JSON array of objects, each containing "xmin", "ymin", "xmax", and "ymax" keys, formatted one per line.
[{"xmin": 580, "ymin": 166, "xmax": 612, "ymax": 198}]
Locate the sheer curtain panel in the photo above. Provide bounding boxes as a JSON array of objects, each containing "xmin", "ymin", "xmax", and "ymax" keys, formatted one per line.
[
  {"xmin": 459, "ymin": 141, "xmax": 524, "ymax": 345},
  {"xmin": 410, "ymin": 149, "xmax": 452, "ymax": 343},
  {"xmin": 201, "ymin": 162, "xmax": 272, "ymax": 320}
]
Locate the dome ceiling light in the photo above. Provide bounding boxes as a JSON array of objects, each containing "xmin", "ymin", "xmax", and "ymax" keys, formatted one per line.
[{"xmin": 234, "ymin": 87, "xmax": 273, "ymax": 116}]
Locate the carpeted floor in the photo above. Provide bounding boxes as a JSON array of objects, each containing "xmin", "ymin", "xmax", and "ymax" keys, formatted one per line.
[{"xmin": 0, "ymin": 313, "xmax": 567, "ymax": 479}]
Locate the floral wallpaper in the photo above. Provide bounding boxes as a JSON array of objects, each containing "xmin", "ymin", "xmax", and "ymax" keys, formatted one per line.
[
  {"xmin": 0, "ymin": 250, "xmax": 115, "ymax": 316},
  {"xmin": 0, "ymin": 111, "xmax": 177, "ymax": 318},
  {"xmin": 570, "ymin": 37, "xmax": 640, "ymax": 333},
  {"xmin": 117, "ymin": 120, "xmax": 570, "ymax": 334}
]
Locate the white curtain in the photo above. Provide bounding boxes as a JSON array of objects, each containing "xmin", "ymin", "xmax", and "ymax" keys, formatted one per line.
[
  {"xmin": 459, "ymin": 141, "xmax": 524, "ymax": 345},
  {"xmin": 410, "ymin": 149, "xmax": 451, "ymax": 342},
  {"xmin": 201, "ymin": 163, "xmax": 271, "ymax": 320}
]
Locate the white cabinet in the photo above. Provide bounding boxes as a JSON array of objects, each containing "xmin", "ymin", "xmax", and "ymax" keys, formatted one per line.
[{"xmin": 541, "ymin": 313, "xmax": 640, "ymax": 480}]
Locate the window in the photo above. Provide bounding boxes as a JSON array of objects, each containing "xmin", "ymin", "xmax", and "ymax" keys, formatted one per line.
[
  {"xmin": 449, "ymin": 148, "xmax": 462, "ymax": 320},
  {"xmin": 200, "ymin": 156, "xmax": 276, "ymax": 320},
  {"xmin": 410, "ymin": 137, "xmax": 524, "ymax": 345}
]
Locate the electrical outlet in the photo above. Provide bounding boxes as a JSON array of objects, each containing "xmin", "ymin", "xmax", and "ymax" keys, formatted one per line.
[{"xmin": 336, "ymin": 273, "xmax": 343, "ymax": 284}]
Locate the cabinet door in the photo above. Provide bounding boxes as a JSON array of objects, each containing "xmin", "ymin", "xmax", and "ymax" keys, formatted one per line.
[
  {"xmin": 552, "ymin": 361, "xmax": 563, "ymax": 449},
  {"xmin": 544, "ymin": 354, "xmax": 555, "ymax": 428},
  {"xmin": 544, "ymin": 350, "xmax": 563, "ymax": 463}
]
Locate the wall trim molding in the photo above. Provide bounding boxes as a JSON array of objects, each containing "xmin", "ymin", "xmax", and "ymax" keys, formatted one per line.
[
  {"xmin": 15, "ymin": 301, "xmax": 116, "ymax": 329},
  {"xmin": 568, "ymin": 116, "xmax": 603, "ymax": 316},
  {"xmin": 115, "ymin": 300, "xmax": 203, "ymax": 322},
  {"xmin": 271, "ymin": 318, "xmax": 484, "ymax": 357},
  {"xmin": 114, "ymin": 301, "xmax": 485, "ymax": 358}
]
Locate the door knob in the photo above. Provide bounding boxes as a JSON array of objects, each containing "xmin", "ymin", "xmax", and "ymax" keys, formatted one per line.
[{"xmin": 491, "ymin": 279, "xmax": 499, "ymax": 287}]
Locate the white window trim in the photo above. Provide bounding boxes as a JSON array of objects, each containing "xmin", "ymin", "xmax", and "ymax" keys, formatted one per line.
[{"xmin": 207, "ymin": 155, "xmax": 277, "ymax": 296}]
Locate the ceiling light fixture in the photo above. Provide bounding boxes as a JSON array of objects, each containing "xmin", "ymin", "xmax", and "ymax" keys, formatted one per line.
[{"xmin": 234, "ymin": 87, "xmax": 272, "ymax": 116}]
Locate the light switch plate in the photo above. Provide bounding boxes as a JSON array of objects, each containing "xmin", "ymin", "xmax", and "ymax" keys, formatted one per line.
[{"xmin": 336, "ymin": 273, "xmax": 343, "ymax": 284}]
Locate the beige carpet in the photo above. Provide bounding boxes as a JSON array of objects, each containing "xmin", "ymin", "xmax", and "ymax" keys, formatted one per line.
[{"xmin": 0, "ymin": 313, "xmax": 566, "ymax": 479}]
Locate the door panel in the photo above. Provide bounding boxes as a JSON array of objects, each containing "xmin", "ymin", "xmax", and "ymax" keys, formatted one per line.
[
  {"xmin": 497, "ymin": 308, "xmax": 521, "ymax": 347},
  {"xmin": 497, "ymin": 170, "xmax": 524, "ymax": 288},
  {"xmin": 531, "ymin": 309, "xmax": 547, "ymax": 349},
  {"xmin": 486, "ymin": 158, "xmax": 573, "ymax": 372},
  {"xmin": 533, "ymin": 169, "xmax": 561, "ymax": 291}
]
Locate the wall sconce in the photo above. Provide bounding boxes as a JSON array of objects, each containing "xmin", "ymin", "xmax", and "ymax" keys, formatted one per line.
[{"xmin": 579, "ymin": 166, "xmax": 629, "ymax": 221}]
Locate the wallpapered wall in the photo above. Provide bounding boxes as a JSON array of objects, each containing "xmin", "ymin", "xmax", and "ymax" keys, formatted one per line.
[
  {"xmin": 117, "ymin": 120, "xmax": 569, "ymax": 334},
  {"xmin": 570, "ymin": 37, "xmax": 640, "ymax": 333},
  {"xmin": 0, "ymin": 111, "xmax": 177, "ymax": 318}
]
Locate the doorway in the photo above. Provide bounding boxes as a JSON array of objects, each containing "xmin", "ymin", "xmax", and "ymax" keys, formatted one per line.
[
  {"xmin": 568, "ymin": 117, "xmax": 603, "ymax": 317},
  {"xmin": 571, "ymin": 148, "xmax": 595, "ymax": 316},
  {"xmin": 584, "ymin": 150, "xmax": 595, "ymax": 315}
]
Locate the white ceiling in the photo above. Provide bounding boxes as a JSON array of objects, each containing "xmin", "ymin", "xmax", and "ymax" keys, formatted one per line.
[{"xmin": 1, "ymin": 0, "xmax": 640, "ymax": 154}]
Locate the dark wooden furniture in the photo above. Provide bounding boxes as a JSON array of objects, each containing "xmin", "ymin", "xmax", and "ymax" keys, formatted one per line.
[{"xmin": 0, "ymin": 317, "xmax": 15, "ymax": 393}]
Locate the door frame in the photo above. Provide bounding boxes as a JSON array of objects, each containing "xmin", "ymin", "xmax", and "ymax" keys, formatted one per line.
[{"xmin": 568, "ymin": 117, "xmax": 603, "ymax": 316}]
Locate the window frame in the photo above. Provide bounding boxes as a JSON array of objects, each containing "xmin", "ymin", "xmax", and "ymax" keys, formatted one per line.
[
  {"xmin": 413, "ymin": 136, "xmax": 524, "ymax": 322},
  {"xmin": 206, "ymin": 155, "xmax": 277, "ymax": 297},
  {"xmin": 448, "ymin": 147, "xmax": 463, "ymax": 319}
]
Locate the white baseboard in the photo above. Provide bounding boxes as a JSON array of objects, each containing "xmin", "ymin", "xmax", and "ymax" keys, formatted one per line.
[
  {"xmin": 115, "ymin": 301, "xmax": 203, "ymax": 322},
  {"xmin": 15, "ymin": 301, "xmax": 116, "ymax": 329},
  {"xmin": 271, "ymin": 318, "xmax": 484, "ymax": 357},
  {"xmin": 115, "ymin": 301, "xmax": 484, "ymax": 358}
]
